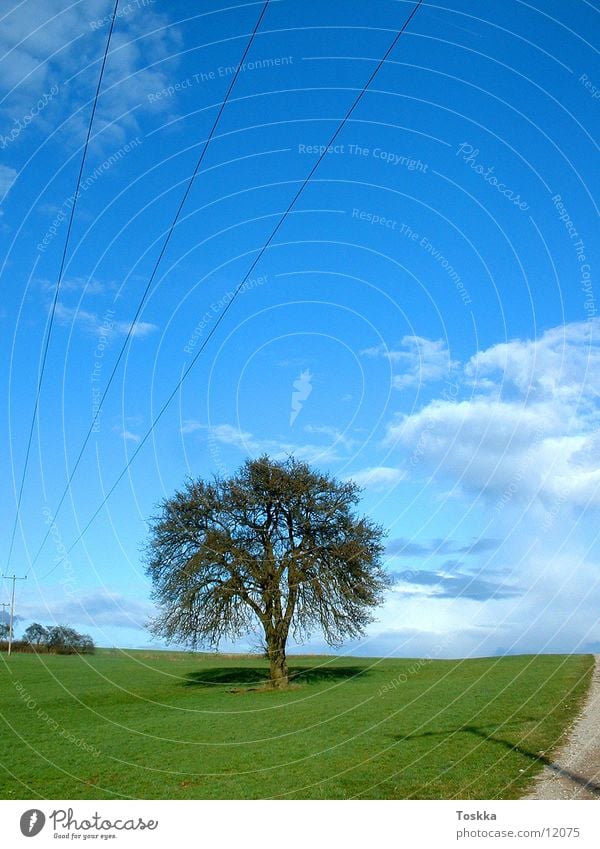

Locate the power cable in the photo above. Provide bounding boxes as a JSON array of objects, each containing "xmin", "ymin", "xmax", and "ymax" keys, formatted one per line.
[
  {"xmin": 36, "ymin": 0, "xmax": 424, "ymax": 580},
  {"xmin": 26, "ymin": 0, "xmax": 272, "ymax": 576},
  {"xmin": 5, "ymin": 0, "xmax": 121, "ymax": 574}
]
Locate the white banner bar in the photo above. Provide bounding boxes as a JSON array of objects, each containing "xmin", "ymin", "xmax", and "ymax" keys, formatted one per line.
[{"xmin": 0, "ymin": 800, "xmax": 598, "ymax": 847}]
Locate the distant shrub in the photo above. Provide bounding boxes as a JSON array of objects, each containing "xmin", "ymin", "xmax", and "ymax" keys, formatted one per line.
[
  {"xmin": 0, "ymin": 640, "xmax": 37, "ymax": 653},
  {"xmin": 46, "ymin": 626, "xmax": 95, "ymax": 654},
  {"xmin": 1, "ymin": 624, "xmax": 95, "ymax": 654}
]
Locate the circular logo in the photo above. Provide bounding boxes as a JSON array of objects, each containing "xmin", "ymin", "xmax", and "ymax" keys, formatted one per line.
[{"xmin": 19, "ymin": 810, "xmax": 45, "ymax": 837}]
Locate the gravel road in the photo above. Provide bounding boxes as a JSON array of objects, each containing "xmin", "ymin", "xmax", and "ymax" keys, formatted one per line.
[{"xmin": 526, "ymin": 655, "xmax": 600, "ymax": 800}]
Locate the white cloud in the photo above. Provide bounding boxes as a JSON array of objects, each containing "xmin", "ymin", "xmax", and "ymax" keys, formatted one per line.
[
  {"xmin": 118, "ymin": 321, "xmax": 158, "ymax": 338},
  {"xmin": 18, "ymin": 588, "xmax": 154, "ymax": 631},
  {"xmin": 0, "ymin": 165, "xmax": 17, "ymax": 202},
  {"xmin": 465, "ymin": 319, "xmax": 600, "ymax": 404},
  {"xmin": 39, "ymin": 276, "xmax": 108, "ymax": 296},
  {"xmin": 117, "ymin": 318, "xmax": 157, "ymax": 338},
  {"xmin": 0, "ymin": 0, "xmax": 181, "ymax": 146},
  {"xmin": 349, "ymin": 466, "xmax": 406, "ymax": 490},
  {"xmin": 272, "ymin": 441, "xmax": 341, "ymax": 464},
  {"xmin": 180, "ymin": 419, "xmax": 204, "ymax": 435},
  {"xmin": 181, "ymin": 421, "xmax": 258, "ymax": 450},
  {"xmin": 209, "ymin": 424, "xmax": 257, "ymax": 451},
  {"xmin": 182, "ymin": 422, "xmax": 344, "ymax": 465},
  {"xmin": 386, "ymin": 319, "xmax": 600, "ymax": 509},
  {"xmin": 54, "ymin": 302, "xmax": 157, "ymax": 338},
  {"xmin": 360, "ymin": 320, "xmax": 600, "ymax": 658},
  {"xmin": 362, "ymin": 335, "xmax": 458, "ymax": 389},
  {"xmin": 303, "ymin": 424, "xmax": 357, "ymax": 451},
  {"xmin": 120, "ymin": 430, "xmax": 141, "ymax": 443},
  {"xmin": 355, "ymin": 543, "xmax": 600, "ymax": 659}
]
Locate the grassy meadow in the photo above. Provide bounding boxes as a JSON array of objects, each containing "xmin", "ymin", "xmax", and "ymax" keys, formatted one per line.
[{"xmin": 0, "ymin": 650, "xmax": 593, "ymax": 799}]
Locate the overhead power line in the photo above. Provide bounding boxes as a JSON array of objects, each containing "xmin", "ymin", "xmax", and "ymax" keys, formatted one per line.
[
  {"xmin": 5, "ymin": 0, "xmax": 121, "ymax": 573},
  {"xmin": 36, "ymin": 0, "xmax": 424, "ymax": 580},
  {"xmin": 26, "ymin": 0, "xmax": 272, "ymax": 576}
]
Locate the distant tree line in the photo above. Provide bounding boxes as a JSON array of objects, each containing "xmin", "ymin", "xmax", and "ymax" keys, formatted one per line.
[{"xmin": 0, "ymin": 622, "xmax": 95, "ymax": 654}]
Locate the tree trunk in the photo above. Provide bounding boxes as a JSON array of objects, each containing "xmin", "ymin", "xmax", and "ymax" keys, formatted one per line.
[{"xmin": 268, "ymin": 640, "xmax": 288, "ymax": 688}]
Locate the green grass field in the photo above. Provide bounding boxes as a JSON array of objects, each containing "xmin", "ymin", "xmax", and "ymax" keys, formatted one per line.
[{"xmin": 0, "ymin": 650, "xmax": 592, "ymax": 800}]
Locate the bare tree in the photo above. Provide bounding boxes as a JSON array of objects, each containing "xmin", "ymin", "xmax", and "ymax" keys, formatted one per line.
[{"xmin": 145, "ymin": 456, "xmax": 389, "ymax": 687}]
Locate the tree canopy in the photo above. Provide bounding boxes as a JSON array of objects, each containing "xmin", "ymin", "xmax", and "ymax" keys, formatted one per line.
[
  {"xmin": 19, "ymin": 623, "xmax": 94, "ymax": 654},
  {"xmin": 23, "ymin": 623, "xmax": 48, "ymax": 645},
  {"xmin": 146, "ymin": 455, "xmax": 389, "ymax": 686}
]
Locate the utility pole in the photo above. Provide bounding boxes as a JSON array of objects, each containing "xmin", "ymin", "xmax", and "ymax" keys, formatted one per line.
[{"xmin": 2, "ymin": 574, "xmax": 26, "ymax": 656}]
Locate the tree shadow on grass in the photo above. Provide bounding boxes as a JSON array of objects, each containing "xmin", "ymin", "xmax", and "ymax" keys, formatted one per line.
[
  {"xmin": 394, "ymin": 722, "xmax": 600, "ymax": 798},
  {"xmin": 290, "ymin": 665, "xmax": 369, "ymax": 685},
  {"xmin": 182, "ymin": 665, "xmax": 369, "ymax": 690}
]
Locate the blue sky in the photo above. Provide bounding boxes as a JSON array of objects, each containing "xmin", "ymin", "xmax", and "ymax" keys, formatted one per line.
[{"xmin": 1, "ymin": 0, "xmax": 598, "ymax": 658}]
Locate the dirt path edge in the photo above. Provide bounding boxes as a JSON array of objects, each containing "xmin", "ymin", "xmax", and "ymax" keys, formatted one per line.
[{"xmin": 525, "ymin": 655, "xmax": 600, "ymax": 800}]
